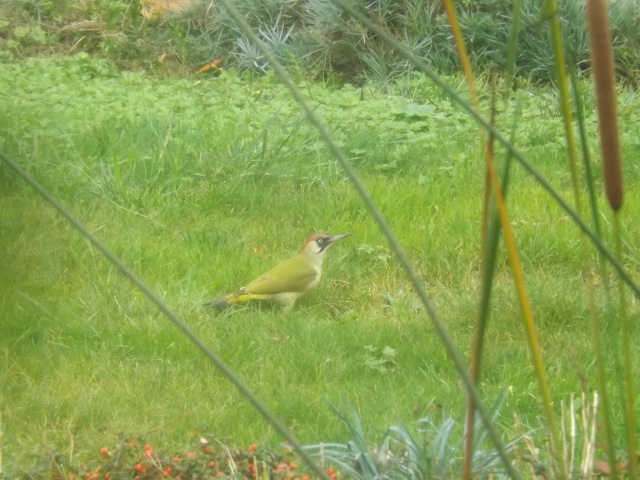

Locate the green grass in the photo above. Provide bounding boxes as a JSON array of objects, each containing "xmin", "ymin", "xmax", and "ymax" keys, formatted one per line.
[{"xmin": 1, "ymin": 55, "xmax": 640, "ymax": 474}]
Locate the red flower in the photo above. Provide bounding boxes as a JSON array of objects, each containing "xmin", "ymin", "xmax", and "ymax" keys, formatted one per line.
[{"xmin": 144, "ymin": 444, "xmax": 155, "ymax": 459}]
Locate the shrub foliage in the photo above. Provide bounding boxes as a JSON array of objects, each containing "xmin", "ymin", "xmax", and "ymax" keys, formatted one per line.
[{"xmin": 1, "ymin": 0, "xmax": 639, "ymax": 85}]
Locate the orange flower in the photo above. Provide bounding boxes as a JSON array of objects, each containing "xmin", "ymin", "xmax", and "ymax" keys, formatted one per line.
[
  {"xmin": 208, "ymin": 461, "xmax": 217, "ymax": 468},
  {"xmin": 144, "ymin": 444, "xmax": 154, "ymax": 458},
  {"xmin": 249, "ymin": 443, "xmax": 258, "ymax": 452},
  {"xmin": 327, "ymin": 468, "xmax": 337, "ymax": 480},
  {"xmin": 135, "ymin": 463, "xmax": 147, "ymax": 474},
  {"xmin": 163, "ymin": 466, "xmax": 173, "ymax": 477},
  {"xmin": 99, "ymin": 447, "xmax": 109, "ymax": 459},
  {"xmin": 186, "ymin": 451, "xmax": 197, "ymax": 460},
  {"xmin": 203, "ymin": 445, "xmax": 213, "ymax": 454}
]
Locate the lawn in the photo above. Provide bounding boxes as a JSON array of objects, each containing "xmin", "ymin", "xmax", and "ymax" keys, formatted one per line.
[{"xmin": 1, "ymin": 55, "xmax": 640, "ymax": 474}]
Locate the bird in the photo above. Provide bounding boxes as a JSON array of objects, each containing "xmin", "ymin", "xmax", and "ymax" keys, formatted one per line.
[{"xmin": 208, "ymin": 233, "xmax": 350, "ymax": 311}]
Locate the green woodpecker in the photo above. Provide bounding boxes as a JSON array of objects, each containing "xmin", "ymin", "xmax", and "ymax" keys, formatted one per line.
[{"xmin": 210, "ymin": 233, "xmax": 350, "ymax": 311}]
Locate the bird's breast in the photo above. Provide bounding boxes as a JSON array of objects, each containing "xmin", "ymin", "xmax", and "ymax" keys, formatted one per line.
[{"xmin": 312, "ymin": 267, "xmax": 323, "ymax": 289}]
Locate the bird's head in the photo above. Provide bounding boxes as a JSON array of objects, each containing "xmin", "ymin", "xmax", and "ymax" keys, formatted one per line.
[{"xmin": 300, "ymin": 233, "xmax": 350, "ymax": 259}]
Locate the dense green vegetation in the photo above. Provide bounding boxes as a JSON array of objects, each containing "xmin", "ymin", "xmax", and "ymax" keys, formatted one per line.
[
  {"xmin": 2, "ymin": 0, "xmax": 640, "ymax": 478},
  {"xmin": 1, "ymin": 53, "xmax": 639, "ymax": 476},
  {"xmin": 1, "ymin": 0, "xmax": 639, "ymax": 85}
]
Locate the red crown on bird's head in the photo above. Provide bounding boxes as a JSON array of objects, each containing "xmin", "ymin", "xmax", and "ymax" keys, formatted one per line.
[{"xmin": 300, "ymin": 234, "xmax": 326, "ymax": 254}]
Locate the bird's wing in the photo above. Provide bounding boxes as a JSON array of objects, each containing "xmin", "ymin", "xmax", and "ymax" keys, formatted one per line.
[{"xmin": 244, "ymin": 257, "xmax": 317, "ymax": 295}]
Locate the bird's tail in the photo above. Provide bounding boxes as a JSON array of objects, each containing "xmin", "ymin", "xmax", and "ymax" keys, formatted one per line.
[
  {"xmin": 205, "ymin": 291, "xmax": 270, "ymax": 308},
  {"xmin": 204, "ymin": 295, "xmax": 234, "ymax": 309}
]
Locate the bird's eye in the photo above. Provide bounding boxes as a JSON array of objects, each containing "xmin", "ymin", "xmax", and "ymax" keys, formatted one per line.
[{"xmin": 317, "ymin": 239, "xmax": 324, "ymax": 244}]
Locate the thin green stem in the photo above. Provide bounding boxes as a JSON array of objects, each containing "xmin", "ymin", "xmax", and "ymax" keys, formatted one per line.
[
  {"xmin": 570, "ymin": 63, "xmax": 618, "ymax": 480},
  {"xmin": 569, "ymin": 67, "xmax": 601, "ymax": 236},
  {"xmin": 615, "ymin": 213, "xmax": 637, "ymax": 480},
  {"xmin": 503, "ymin": 0, "xmax": 523, "ymax": 104},
  {"xmin": 546, "ymin": 0, "xmax": 582, "ymax": 214},
  {"xmin": 466, "ymin": 104, "xmax": 519, "ymax": 480}
]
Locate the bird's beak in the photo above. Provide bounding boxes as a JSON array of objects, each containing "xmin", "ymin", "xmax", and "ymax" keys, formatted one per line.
[{"xmin": 328, "ymin": 233, "xmax": 350, "ymax": 245}]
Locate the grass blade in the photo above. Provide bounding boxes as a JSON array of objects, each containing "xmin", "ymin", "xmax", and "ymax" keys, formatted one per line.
[
  {"xmin": 466, "ymin": 95, "xmax": 520, "ymax": 480},
  {"xmin": 443, "ymin": 2, "xmax": 562, "ymax": 478},
  {"xmin": 545, "ymin": 0, "xmax": 582, "ymax": 213},
  {"xmin": 543, "ymin": 24, "xmax": 593, "ymax": 476},
  {"xmin": 485, "ymin": 140, "xmax": 564, "ymax": 480},
  {"xmin": 503, "ymin": 0, "xmax": 524, "ymax": 104},
  {"xmin": 440, "ymin": 3, "xmax": 494, "ymax": 476},
  {"xmin": 570, "ymin": 55, "xmax": 619, "ymax": 480},
  {"xmin": 615, "ymin": 214, "xmax": 636, "ymax": 479},
  {"xmin": 442, "ymin": 1, "xmax": 479, "ymax": 109}
]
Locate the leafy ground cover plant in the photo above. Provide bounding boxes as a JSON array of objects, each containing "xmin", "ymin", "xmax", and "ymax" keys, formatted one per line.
[
  {"xmin": 1, "ymin": 0, "xmax": 639, "ymax": 85},
  {"xmin": 19, "ymin": 436, "xmax": 318, "ymax": 479},
  {"xmin": 302, "ymin": 395, "xmax": 520, "ymax": 480},
  {"xmin": 1, "ymin": 51, "xmax": 639, "ymax": 477}
]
